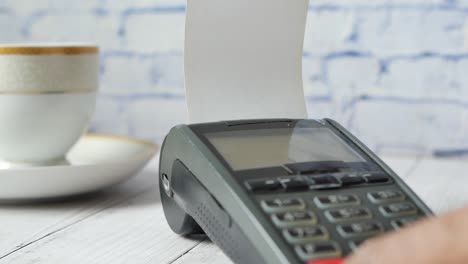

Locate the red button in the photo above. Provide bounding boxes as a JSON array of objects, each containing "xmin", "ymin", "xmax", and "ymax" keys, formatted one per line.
[{"xmin": 308, "ymin": 258, "xmax": 344, "ymax": 264}]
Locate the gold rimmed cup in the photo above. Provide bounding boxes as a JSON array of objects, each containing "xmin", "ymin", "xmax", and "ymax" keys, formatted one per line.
[
  {"xmin": 0, "ymin": 43, "xmax": 99, "ymax": 95},
  {"xmin": 0, "ymin": 46, "xmax": 98, "ymax": 55},
  {"xmin": 0, "ymin": 43, "xmax": 99, "ymax": 167}
]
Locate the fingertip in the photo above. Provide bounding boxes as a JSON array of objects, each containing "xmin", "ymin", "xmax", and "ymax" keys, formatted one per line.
[{"xmin": 343, "ymin": 254, "xmax": 360, "ymax": 264}]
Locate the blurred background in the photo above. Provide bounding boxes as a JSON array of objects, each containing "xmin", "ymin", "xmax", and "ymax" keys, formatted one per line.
[{"xmin": 0, "ymin": 0, "xmax": 467, "ymax": 157}]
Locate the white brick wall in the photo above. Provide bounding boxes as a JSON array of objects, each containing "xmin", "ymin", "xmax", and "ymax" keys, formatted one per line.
[
  {"xmin": 352, "ymin": 98, "xmax": 468, "ymax": 153},
  {"xmin": 304, "ymin": 10, "xmax": 356, "ymax": 55},
  {"xmin": 122, "ymin": 9, "xmax": 185, "ymax": 52},
  {"xmin": 126, "ymin": 96, "xmax": 187, "ymax": 142},
  {"xmin": 90, "ymin": 97, "xmax": 129, "ymax": 136},
  {"xmin": 101, "ymin": 52, "xmax": 184, "ymax": 95},
  {"xmin": 0, "ymin": 11, "xmax": 21, "ymax": 41},
  {"xmin": 357, "ymin": 9, "xmax": 465, "ymax": 56},
  {"xmin": 380, "ymin": 57, "xmax": 458, "ymax": 98},
  {"xmin": 327, "ymin": 55, "xmax": 380, "ymax": 96},
  {"xmin": 27, "ymin": 11, "xmax": 121, "ymax": 50},
  {"xmin": 0, "ymin": 0, "xmax": 467, "ymax": 156}
]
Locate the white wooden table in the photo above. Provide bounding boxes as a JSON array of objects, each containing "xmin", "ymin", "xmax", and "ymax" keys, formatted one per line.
[{"xmin": 1, "ymin": 155, "xmax": 467, "ymax": 264}]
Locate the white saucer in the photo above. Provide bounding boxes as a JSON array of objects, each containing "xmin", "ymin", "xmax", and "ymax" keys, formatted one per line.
[{"xmin": 0, "ymin": 134, "xmax": 159, "ymax": 201}]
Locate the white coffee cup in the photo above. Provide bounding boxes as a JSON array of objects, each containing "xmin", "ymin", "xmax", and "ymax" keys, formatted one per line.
[{"xmin": 0, "ymin": 44, "xmax": 99, "ymax": 167}]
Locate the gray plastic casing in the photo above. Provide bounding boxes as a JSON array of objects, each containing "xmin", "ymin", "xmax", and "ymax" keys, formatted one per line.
[{"xmin": 159, "ymin": 119, "xmax": 433, "ymax": 264}]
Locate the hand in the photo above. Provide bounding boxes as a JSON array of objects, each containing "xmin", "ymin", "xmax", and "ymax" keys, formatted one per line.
[{"xmin": 344, "ymin": 206, "xmax": 468, "ymax": 264}]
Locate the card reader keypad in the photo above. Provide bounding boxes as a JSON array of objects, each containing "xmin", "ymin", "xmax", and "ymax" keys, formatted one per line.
[
  {"xmin": 340, "ymin": 176, "xmax": 366, "ymax": 186},
  {"xmin": 314, "ymin": 195, "xmax": 360, "ymax": 209},
  {"xmin": 256, "ymin": 182, "xmax": 426, "ymax": 262},
  {"xmin": 272, "ymin": 211, "xmax": 317, "ymax": 228},
  {"xmin": 280, "ymin": 177, "xmax": 310, "ymax": 191},
  {"xmin": 325, "ymin": 208, "xmax": 372, "ymax": 223},
  {"xmin": 308, "ymin": 175, "xmax": 340, "ymax": 186},
  {"xmin": 391, "ymin": 217, "xmax": 421, "ymax": 229},
  {"xmin": 363, "ymin": 173, "xmax": 390, "ymax": 183},
  {"xmin": 283, "ymin": 226, "xmax": 329, "ymax": 243},
  {"xmin": 380, "ymin": 203, "xmax": 418, "ymax": 217},
  {"xmin": 261, "ymin": 198, "xmax": 306, "ymax": 213},
  {"xmin": 245, "ymin": 179, "xmax": 283, "ymax": 192},
  {"xmin": 368, "ymin": 190, "xmax": 405, "ymax": 204},
  {"xmin": 295, "ymin": 242, "xmax": 342, "ymax": 261},
  {"xmin": 337, "ymin": 222, "xmax": 384, "ymax": 238},
  {"xmin": 245, "ymin": 171, "xmax": 394, "ymax": 194}
]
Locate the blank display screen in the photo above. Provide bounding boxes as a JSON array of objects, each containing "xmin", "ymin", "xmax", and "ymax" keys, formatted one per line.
[{"xmin": 205, "ymin": 127, "xmax": 364, "ymax": 171}]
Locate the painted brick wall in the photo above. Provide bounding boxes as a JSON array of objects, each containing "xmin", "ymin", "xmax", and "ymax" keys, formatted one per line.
[{"xmin": 0, "ymin": 0, "xmax": 467, "ymax": 157}]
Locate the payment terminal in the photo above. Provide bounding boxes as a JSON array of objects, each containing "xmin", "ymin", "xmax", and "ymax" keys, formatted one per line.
[{"xmin": 159, "ymin": 119, "xmax": 432, "ymax": 264}]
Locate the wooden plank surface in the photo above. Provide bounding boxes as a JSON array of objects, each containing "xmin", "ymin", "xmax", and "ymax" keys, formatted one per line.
[
  {"xmin": 2, "ymin": 156, "xmax": 468, "ymax": 264},
  {"xmin": 0, "ymin": 158, "xmax": 201, "ymax": 264},
  {"xmin": 0, "ymin": 168, "xmax": 154, "ymax": 258},
  {"xmin": 174, "ymin": 240, "xmax": 231, "ymax": 264}
]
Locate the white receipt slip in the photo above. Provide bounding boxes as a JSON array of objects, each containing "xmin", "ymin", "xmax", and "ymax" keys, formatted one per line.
[{"xmin": 184, "ymin": 0, "xmax": 309, "ymax": 123}]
